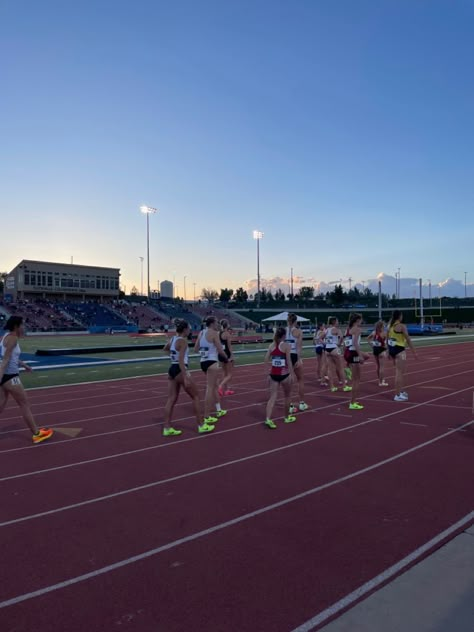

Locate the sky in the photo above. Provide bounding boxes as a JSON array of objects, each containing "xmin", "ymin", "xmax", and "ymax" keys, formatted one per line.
[{"xmin": 1, "ymin": 0, "xmax": 473, "ymax": 298}]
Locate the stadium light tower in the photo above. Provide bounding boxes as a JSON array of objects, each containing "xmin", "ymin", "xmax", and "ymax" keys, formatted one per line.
[
  {"xmin": 253, "ymin": 230, "xmax": 264, "ymax": 307},
  {"xmin": 139, "ymin": 205, "xmax": 158, "ymax": 300},
  {"xmin": 139, "ymin": 257, "xmax": 144, "ymax": 295}
]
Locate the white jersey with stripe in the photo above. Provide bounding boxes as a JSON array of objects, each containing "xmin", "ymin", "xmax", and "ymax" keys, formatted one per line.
[
  {"xmin": 0, "ymin": 333, "xmax": 21, "ymax": 374},
  {"xmin": 285, "ymin": 326, "xmax": 298, "ymax": 354},
  {"xmin": 169, "ymin": 336, "xmax": 189, "ymax": 365},
  {"xmin": 199, "ymin": 328, "xmax": 218, "ymax": 362},
  {"xmin": 314, "ymin": 329, "xmax": 326, "ymax": 349},
  {"xmin": 324, "ymin": 328, "xmax": 339, "ymax": 349}
]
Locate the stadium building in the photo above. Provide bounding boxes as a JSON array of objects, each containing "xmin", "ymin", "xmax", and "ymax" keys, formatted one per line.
[{"xmin": 3, "ymin": 260, "xmax": 120, "ymax": 302}]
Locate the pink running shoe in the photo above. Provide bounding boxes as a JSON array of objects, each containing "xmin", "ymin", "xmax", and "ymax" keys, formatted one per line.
[{"xmin": 225, "ymin": 389, "xmax": 235, "ymax": 395}]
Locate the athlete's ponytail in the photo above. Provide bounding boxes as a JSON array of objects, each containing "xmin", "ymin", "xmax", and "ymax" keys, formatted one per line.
[
  {"xmin": 4, "ymin": 316, "xmax": 23, "ymax": 331},
  {"xmin": 174, "ymin": 318, "xmax": 189, "ymax": 334},
  {"xmin": 348, "ymin": 313, "xmax": 362, "ymax": 328},
  {"xmin": 273, "ymin": 327, "xmax": 286, "ymax": 343},
  {"xmin": 389, "ymin": 310, "xmax": 402, "ymax": 328}
]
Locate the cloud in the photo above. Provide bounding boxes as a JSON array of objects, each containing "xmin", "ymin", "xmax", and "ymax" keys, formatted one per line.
[{"xmin": 243, "ymin": 274, "xmax": 472, "ymax": 298}]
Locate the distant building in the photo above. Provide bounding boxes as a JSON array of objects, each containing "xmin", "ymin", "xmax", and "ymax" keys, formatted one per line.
[
  {"xmin": 160, "ymin": 280, "xmax": 174, "ymax": 299},
  {"xmin": 4, "ymin": 260, "xmax": 120, "ymax": 302}
]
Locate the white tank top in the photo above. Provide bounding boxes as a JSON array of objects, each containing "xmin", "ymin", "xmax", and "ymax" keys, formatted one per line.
[
  {"xmin": 199, "ymin": 328, "xmax": 218, "ymax": 362},
  {"xmin": 314, "ymin": 329, "xmax": 325, "ymax": 348},
  {"xmin": 285, "ymin": 326, "xmax": 297, "ymax": 354},
  {"xmin": 325, "ymin": 328, "xmax": 339, "ymax": 349},
  {"xmin": 1, "ymin": 333, "xmax": 21, "ymax": 374},
  {"xmin": 170, "ymin": 336, "xmax": 189, "ymax": 365}
]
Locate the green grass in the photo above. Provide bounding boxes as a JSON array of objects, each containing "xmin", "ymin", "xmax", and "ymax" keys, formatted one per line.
[{"xmin": 20, "ymin": 332, "xmax": 474, "ymax": 390}]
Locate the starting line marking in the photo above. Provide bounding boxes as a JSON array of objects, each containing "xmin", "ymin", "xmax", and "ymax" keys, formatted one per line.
[{"xmin": 0, "ymin": 420, "xmax": 472, "ymax": 610}]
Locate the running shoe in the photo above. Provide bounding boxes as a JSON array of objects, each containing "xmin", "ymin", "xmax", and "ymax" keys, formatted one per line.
[
  {"xmin": 378, "ymin": 381, "xmax": 389, "ymax": 387},
  {"xmin": 32, "ymin": 428, "xmax": 53, "ymax": 444},
  {"xmin": 344, "ymin": 367, "xmax": 352, "ymax": 380},
  {"xmin": 224, "ymin": 389, "xmax": 235, "ymax": 395},
  {"xmin": 349, "ymin": 402, "xmax": 364, "ymax": 410},
  {"xmin": 204, "ymin": 415, "xmax": 218, "ymax": 423},
  {"xmin": 343, "ymin": 385, "xmax": 352, "ymax": 392},
  {"xmin": 162, "ymin": 427, "xmax": 182, "ymax": 437},
  {"xmin": 330, "ymin": 387, "xmax": 338, "ymax": 393},
  {"xmin": 298, "ymin": 402, "xmax": 309, "ymax": 411},
  {"xmin": 401, "ymin": 392, "xmax": 409, "ymax": 400},
  {"xmin": 198, "ymin": 423, "xmax": 215, "ymax": 434},
  {"xmin": 284, "ymin": 415, "xmax": 297, "ymax": 423},
  {"xmin": 215, "ymin": 409, "xmax": 227, "ymax": 418},
  {"xmin": 394, "ymin": 394, "xmax": 407, "ymax": 402},
  {"xmin": 289, "ymin": 404, "xmax": 297, "ymax": 414},
  {"xmin": 265, "ymin": 419, "xmax": 277, "ymax": 429}
]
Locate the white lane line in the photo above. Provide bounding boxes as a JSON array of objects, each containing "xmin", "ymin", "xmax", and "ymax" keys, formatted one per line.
[
  {"xmin": 1, "ymin": 387, "xmax": 472, "ymax": 522},
  {"xmin": 0, "ymin": 420, "xmax": 472, "ymax": 609},
  {"xmin": 400, "ymin": 422, "xmax": 428, "ymax": 427},
  {"xmin": 290, "ymin": 509, "xmax": 474, "ymax": 632}
]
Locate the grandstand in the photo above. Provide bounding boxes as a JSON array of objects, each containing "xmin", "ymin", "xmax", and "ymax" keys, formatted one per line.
[
  {"xmin": 0, "ymin": 299, "xmax": 84, "ymax": 332},
  {"xmin": 190, "ymin": 304, "xmax": 255, "ymax": 329},
  {"xmin": 58, "ymin": 302, "xmax": 128, "ymax": 329},
  {"xmin": 110, "ymin": 302, "xmax": 172, "ymax": 330}
]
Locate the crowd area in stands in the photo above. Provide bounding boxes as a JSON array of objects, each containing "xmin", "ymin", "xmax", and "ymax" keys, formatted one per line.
[{"xmin": 0, "ymin": 298, "xmax": 255, "ymax": 333}]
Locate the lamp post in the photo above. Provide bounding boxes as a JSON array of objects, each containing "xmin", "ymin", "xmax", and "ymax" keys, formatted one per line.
[
  {"xmin": 193, "ymin": 282, "xmax": 196, "ymax": 302},
  {"xmin": 183, "ymin": 276, "xmax": 187, "ymax": 302},
  {"xmin": 253, "ymin": 230, "xmax": 264, "ymax": 307},
  {"xmin": 139, "ymin": 257, "xmax": 144, "ymax": 296},
  {"xmin": 139, "ymin": 205, "xmax": 158, "ymax": 301},
  {"xmin": 465, "ymin": 272, "xmax": 468, "ymax": 298}
]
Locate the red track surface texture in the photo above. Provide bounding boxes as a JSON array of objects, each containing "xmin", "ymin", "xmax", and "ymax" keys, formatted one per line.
[{"xmin": 1, "ymin": 343, "xmax": 473, "ymax": 632}]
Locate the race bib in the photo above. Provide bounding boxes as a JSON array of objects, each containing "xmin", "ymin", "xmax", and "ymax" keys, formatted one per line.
[
  {"xmin": 271, "ymin": 357, "xmax": 286, "ymax": 368},
  {"xmin": 199, "ymin": 347, "xmax": 209, "ymax": 360},
  {"xmin": 387, "ymin": 338, "xmax": 396, "ymax": 347},
  {"xmin": 10, "ymin": 376, "xmax": 21, "ymax": 386},
  {"xmin": 343, "ymin": 338, "xmax": 352, "ymax": 347},
  {"xmin": 170, "ymin": 350, "xmax": 178, "ymax": 361},
  {"xmin": 372, "ymin": 340, "xmax": 381, "ymax": 347}
]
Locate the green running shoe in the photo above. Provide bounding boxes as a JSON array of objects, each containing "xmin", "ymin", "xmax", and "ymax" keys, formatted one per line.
[
  {"xmin": 265, "ymin": 419, "xmax": 277, "ymax": 429},
  {"xmin": 162, "ymin": 427, "xmax": 182, "ymax": 437},
  {"xmin": 198, "ymin": 422, "xmax": 215, "ymax": 434},
  {"xmin": 284, "ymin": 415, "xmax": 296, "ymax": 423},
  {"xmin": 215, "ymin": 410, "xmax": 227, "ymax": 418}
]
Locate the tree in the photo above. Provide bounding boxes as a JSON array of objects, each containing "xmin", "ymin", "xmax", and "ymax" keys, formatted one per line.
[
  {"xmin": 332, "ymin": 284, "xmax": 345, "ymax": 305},
  {"xmin": 298, "ymin": 286, "xmax": 314, "ymax": 300},
  {"xmin": 274, "ymin": 288, "xmax": 285, "ymax": 302},
  {"xmin": 130, "ymin": 286, "xmax": 139, "ymax": 296},
  {"xmin": 201, "ymin": 288, "xmax": 219, "ymax": 303},
  {"xmin": 219, "ymin": 288, "xmax": 234, "ymax": 303},
  {"xmin": 233, "ymin": 287, "xmax": 248, "ymax": 303}
]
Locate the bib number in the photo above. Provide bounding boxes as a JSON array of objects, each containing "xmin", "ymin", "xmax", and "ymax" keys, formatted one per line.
[
  {"xmin": 10, "ymin": 376, "xmax": 21, "ymax": 386},
  {"xmin": 343, "ymin": 338, "xmax": 352, "ymax": 347},
  {"xmin": 388, "ymin": 338, "xmax": 396, "ymax": 347},
  {"xmin": 372, "ymin": 340, "xmax": 381, "ymax": 347},
  {"xmin": 200, "ymin": 348, "xmax": 209, "ymax": 360},
  {"xmin": 271, "ymin": 357, "xmax": 286, "ymax": 368}
]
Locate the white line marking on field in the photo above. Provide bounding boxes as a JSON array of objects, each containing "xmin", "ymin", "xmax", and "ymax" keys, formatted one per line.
[
  {"xmin": 400, "ymin": 422, "xmax": 428, "ymax": 427},
  {"xmin": 0, "ymin": 422, "xmax": 472, "ymax": 609},
  {"xmin": 290, "ymin": 509, "xmax": 474, "ymax": 632}
]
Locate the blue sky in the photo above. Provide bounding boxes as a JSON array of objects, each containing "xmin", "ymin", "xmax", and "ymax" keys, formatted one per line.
[{"xmin": 1, "ymin": 0, "xmax": 473, "ymax": 297}]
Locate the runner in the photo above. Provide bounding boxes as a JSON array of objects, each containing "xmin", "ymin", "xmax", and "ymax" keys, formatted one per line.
[
  {"xmin": 286, "ymin": 313, "xmax": 309, "ymax": 414},
  {"xmin": 162, "ymin": 319, "xmax": 214, "ymax": 437},
  {"xmin": 0, "ymin": 316, "xmax": 53, "ymax": 444},
  {"xmin": 387, "ymin": 310, "xmax": 418, "ymax": 401},
  {"xmin": 324, "ymin": 317, "xmax": 352, "ymax": 393},
  {"xmin": 218, "ymin": 319, "xmax": 234, "ymax": 396},
  {"xmin": 194, "ymin": 316, "xmax": 228, "ymax": 423},
  {"xmin": 313, "ymin": 322, "xmax": 328, "ymax": 385},
  {"xmin": 367, "ymin": 320, "xmax": 389, "ymax": 386},
  {"xmin": 343, "ymin": 313, "xmax": 371, "ymax": 410},
  {"xmin": 264, "ymin": 327, "xmax": 296, "ymax": 429}
]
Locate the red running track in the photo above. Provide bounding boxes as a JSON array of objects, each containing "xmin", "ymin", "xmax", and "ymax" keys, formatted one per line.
[{"xmin": 0, "ymin": 342, "xmax": 473, "ymax": 632}]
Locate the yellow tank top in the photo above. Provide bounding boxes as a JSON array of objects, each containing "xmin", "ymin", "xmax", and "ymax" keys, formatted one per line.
[{"xmin": 388, "ymin": 322, "xmax": 406, "ymax": 348}]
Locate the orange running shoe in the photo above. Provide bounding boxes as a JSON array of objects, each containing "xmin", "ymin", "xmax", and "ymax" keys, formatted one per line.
[{"xmin": 32, "ymin": 428, "xmax": 53, "ymax": 444}]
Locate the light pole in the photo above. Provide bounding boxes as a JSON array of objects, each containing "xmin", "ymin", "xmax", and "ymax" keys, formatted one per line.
[
  {"xmin": 253, "ymin": 230, "xmax": 264, "ymax": 307},
  {"xmin": 183, "ymin": 276, "xmax": 187, "ymax": 302},
  {"xmin": 139, "ymin": 257, "xmax": 144, "ymax": 296},
  {"xmin": 465, "ymin": 272, "xmax": 468, "ymax": 298},
  {"xmin": 193, "ymin": 282, "xmax": 196, "ymax": 302},
  {"xmin": 139, "ymin": 205, "xmax": 157, "ymax": 301},
  {"xmin": 428, "ymin": 279, "xmax": 432, "ymax": 307}
]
